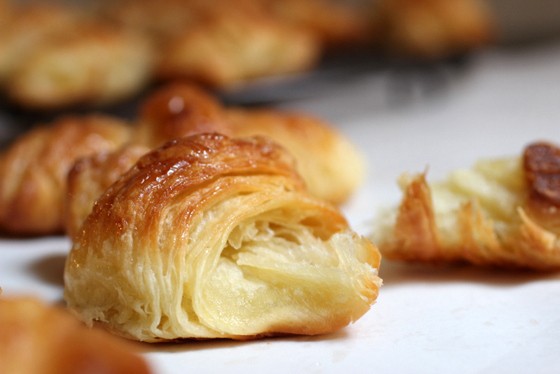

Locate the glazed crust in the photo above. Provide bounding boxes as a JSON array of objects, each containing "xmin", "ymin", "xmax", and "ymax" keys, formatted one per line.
[
  {"xmin": 136, "ymin": 83, "xmax": 365, "ymax": 204},
  {"xmin": 0, "ymin": 296, "xmax": 151, "ymax": 374},
  {"xmin": 65, "ymin": 144, "xmax": 149, "ymax": 240},
  {"xmin": 0, "ymin": 115, "xmax": 131, "ymax": 235},
  {"xmin": 374, "ymin": 142, "xmax": 560, "ymax": 270},
  {"xmin": 64, "ymin": 133, "xmax": 381, "ymax": 341}
]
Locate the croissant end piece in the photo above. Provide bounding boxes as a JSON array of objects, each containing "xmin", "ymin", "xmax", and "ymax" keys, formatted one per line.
[
  {"xmin": 0, "ymin": 296, "xmax": 152, "ymax": 374},
  {"xmin": 64, "ymin": 133, "xmax": 381, "ymax": 342},
  {"xmin": 373, "ymin": 142, "xmax": 560, "ymax": 270}
]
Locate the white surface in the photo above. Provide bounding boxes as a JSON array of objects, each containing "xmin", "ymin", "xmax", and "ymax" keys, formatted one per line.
[{"xmin": 2, "ymin": 41, "xmax": 560, "ymax": 374}]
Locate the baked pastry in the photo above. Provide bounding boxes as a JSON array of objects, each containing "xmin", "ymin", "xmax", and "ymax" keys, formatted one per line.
[
  {"xmin": 65, "ymin": 144, "xmax": 149, "ymax": 240},
  {"xmin": 372, "ymin": 0, "xmax": 494, "ymax": 59},
  {"xmin": 6, "ymin": 21, "xmax": 154, "ymax": 109},
  {"xmin": 134, "ymin": 83, "xmax": 233, "ymax": 147},
  {"xmin": 0, "ymin": 3, "xmax": 77, "ymax": 83},
  {"xmin": 64, "ymin": 133, "xmax": 381, "ymax": 342},
  {"xmin": 0, "ymin": 115, "xmax": 131, "ymax": 235},
  {"xmin": 0, "ymin": 296, "xmax": 151, "ymax": 374},
  {"xmin": 252, "ymin": 0, "xmax": 372, "ymax": 48},
  {"xmin": 155, "ymin": 10, "xmax": 319, "ymax": 88},
  {"xmin": 373, "ymin": 141, "xmax": 560, "ymax": 270},
  {"xmin": 136, "ymin": 83, "xmax": 365, "ymax": 204}
]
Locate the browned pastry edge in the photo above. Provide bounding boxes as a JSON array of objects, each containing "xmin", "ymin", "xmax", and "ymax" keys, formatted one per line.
[{"xmin": 377, "ymin": 142, "xmax": 560, "ymax": 270}]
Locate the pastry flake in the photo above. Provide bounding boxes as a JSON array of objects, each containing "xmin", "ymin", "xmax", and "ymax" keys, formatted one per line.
[
  {"xmin": 373, "ymin": 142, "xmax": 560, "ymax": 270},
  {"xmin": 64, "ymin": 133, "xmax": 381, "ymax": 341}
]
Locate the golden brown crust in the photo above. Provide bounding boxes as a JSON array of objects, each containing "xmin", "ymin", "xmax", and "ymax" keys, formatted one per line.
[
  {"xmin": 0, "ymin": 115, "xmax": 131, "ymax": 235},
  {"xmin": 65, "ymin": 144, "xmax": 150, "ymax": 240},
  {"xmin": 134, "ymin": 83, "xmax": 232, "ymax": 147},
  {"xmin": 372, "ymin": 0, "xmax": 494, "ymax": 59},
  {"xmin": 374, "ymin": 143, "xmax": 560, "ymax": 270},
  {"xmin": 0, "ymin": 296, "xmax": 151, "ymax": 374},
  {"xmin": 155, "ymin": 10, "xmax": 319, "ymax": 87},
  {"xmin": 0, "ymin": 83, "xmax": 362, "ymax": 236},
  {"xmin": 6, "ymin": 21, "xmax": 154, "ymax": 109},
  {"xmin": 135, "ymin": 83, "xmax": 365, "ymax": 204},
  {"xmin": 65, "ymin": 133, "xmax": 381, "ymax": 341},
  {"xmin": 226, "ymin": 107, "xmax": 365, "ymax": 205}
]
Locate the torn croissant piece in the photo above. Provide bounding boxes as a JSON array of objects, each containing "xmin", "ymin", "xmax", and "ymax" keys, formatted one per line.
[
  {"xmin": 374, "ymin": 141, "xmax": 560, "ymax": 271},
  {"xmin": 0, "ymin": 115, "xmax": 131, "ymax": 236},
  {"xmin": 65, "ymin": 144, "xmax": 150, "ymax": 240},
  {"xmin": 0, "ymin": 296, "xmax": 152, "ymax": 374},
  {"xmin": 64, "ymin": 133, "xmax": 381, "ymax": 342}
]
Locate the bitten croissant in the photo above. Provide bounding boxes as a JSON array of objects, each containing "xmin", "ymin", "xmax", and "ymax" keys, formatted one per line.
[
  {"xmin": 64, "ymin": 133, "xmax": 381, "ymax": 342},
  {"xmin": 0, "ymin": 296, "xmax": 152, "ymax": 374},
  {"xmin": 373, "ymin": 141, "xmax": 560, "ymax": 271}
]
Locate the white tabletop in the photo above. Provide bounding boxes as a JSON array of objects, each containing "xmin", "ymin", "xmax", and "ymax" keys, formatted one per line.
[{"xmin": 2, "ymin": 40, "xmax": 560, "ymax": 373}]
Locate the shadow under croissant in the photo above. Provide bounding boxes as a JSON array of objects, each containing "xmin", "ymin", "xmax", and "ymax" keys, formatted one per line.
[
  {"xmin": 379, "ymin": 259, "xmax": 560, "ymax": 288},
  {"xmin": 27, "ymin": 253, "xmax": 67, "ymax": 288},
  {"xmin": 138, "ymin": 328, "xmax": 350, "ymax": 353}
]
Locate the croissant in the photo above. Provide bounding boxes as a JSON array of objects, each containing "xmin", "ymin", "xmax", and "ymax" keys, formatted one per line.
[
  {"xmin": 136, "ymin": 83, "xmax": 365, "ymax": 204},
  {"xmin": 64, "ymin": 133, "xmax": 381, "ymax": 342},
  {"xmin": 0, "ymin": 296, "xmax": 152, "ymax": 374},
  {"xmin": 0, "ymin": 115, "xmax": 131, "ymax": 235},
  {"xmin": 0, "ymin": 3, "xmax": 77, "ymax": 83},
  {"xmin": 155, "ymin": 10, "xmax": 319, "ymax": 88},
  {"xmin": 6, "ymin": 21, "xmax": 154, "ymax": 109},
  {"xmin": 373, "ymin": 141, "xmax": 560, "ymax": 271}
]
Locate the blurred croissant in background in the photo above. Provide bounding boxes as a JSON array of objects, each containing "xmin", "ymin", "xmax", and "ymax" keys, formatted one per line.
[
  {"xmin": 0, "ymin": 83, "xmax": 365, "ymax": 237},
  {"xmin": 0, "ymin": 0, "xmax": 497, "ymax": 110}
]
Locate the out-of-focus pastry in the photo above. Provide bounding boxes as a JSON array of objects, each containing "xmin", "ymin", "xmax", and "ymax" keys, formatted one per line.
[
  {"xmin": 65, "ymin": 133, "xmax": 381, "ymax": 342},
  {"xmin": 0, "ymin": 3, "xmax": 77, "ymax": 83},
  {"xmin": 156, "ymin": 11, "xmax": 320, "ymax": 88},
  {"xmin": 6, "ymin": 21, "xmax": 154, "ymax": 109},
  {"xmin": 372, "ymin": 0, "xmax": 494, "ymax": 59},
  {"xmin": 65, "ymin": 144, "xmax": 149, "ymax": 240},
  {"xmin": 373, "ymin": 141, "xmax": 560, "ymax": 271},
  {"xmin": 134, "ymin": 83, "xmax": 233, "ymax": 147},
  {"xmin": 0, "ymin": 296, "xmax": 152, "ymax": 374},
  {"xmin": 0, "ymin": 115, "xmax": 131, "ymax": 236},
  {"xmin": 253, "ymin": 0, "xmax": 372, "ymax": 48}
]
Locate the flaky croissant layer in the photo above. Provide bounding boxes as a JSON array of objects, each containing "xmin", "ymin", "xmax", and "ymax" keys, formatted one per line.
[
  {"xmin": 373, "ymin": 142, "xmax": 560, "ymax": 270},
  {"xmin": 64, "ymin": 134, "xmax": 381, "ymax": 342}
]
